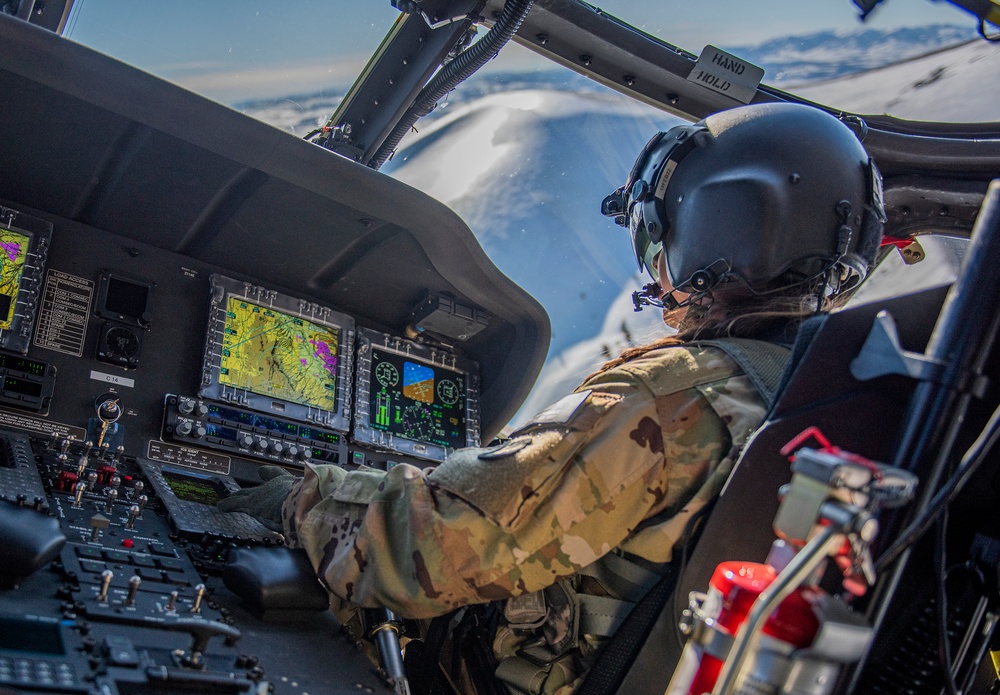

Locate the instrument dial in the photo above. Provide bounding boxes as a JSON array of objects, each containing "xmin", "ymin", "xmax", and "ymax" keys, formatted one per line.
[{"xmin": 375, "ymin": 361, "xmax": 399, "ymax": 387}]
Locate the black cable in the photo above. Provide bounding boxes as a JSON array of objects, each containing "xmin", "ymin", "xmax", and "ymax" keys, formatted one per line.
[
  {"xmin": 370, "ymin": 0, "xmax": 535, "ymax": 169},
  {"xmin": 935, "ymin": 509, "xmax": 962, "ymax": 695},
  {"xmin": 877, "ymin": 401, "xmax": 1000, "ymax": 571}
]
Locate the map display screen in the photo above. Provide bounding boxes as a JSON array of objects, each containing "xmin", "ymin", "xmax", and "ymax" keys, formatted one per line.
[
  {"xmin": 219, "ymin": 297, "xmax": 340, "ymax": 412},
  {"xmin": 368, "ymin": 346, "xmax": 466, "ymax": 449},
  {"xmin": 0, "ymin": 226, "xmax": 29, "ymax": 330}
]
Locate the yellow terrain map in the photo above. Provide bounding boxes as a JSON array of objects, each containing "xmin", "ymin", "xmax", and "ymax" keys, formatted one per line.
[
  {"xmin": 0, "ymin": 227, "xmax": 28, "ymax": 329},
  {"xmin": 219, "ymin": 297, "xmax": 339, "ymax": 410}
]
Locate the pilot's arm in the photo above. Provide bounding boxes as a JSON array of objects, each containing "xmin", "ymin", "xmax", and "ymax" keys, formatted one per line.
[{"xmin": 279, "ymin": 347, "xmax": 748, "ymax": 619}]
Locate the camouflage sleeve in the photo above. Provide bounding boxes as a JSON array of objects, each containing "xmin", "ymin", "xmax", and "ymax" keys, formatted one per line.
[{"xmin": 282, "ymin": 350, "xmax": 734, "ymax": 619}]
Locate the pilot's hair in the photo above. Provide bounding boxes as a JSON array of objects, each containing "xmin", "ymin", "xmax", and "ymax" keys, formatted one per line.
[{"xmin": 591, "ymin": 276, "xmax": 838, "ymax": 377}]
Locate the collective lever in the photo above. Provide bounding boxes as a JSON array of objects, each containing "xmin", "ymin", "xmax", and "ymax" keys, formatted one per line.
[{"xmin": 365, "ymin": 607, "xmax": 411, "ymax": 695}]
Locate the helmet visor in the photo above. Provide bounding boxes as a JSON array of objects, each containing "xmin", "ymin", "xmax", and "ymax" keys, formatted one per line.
[{"xmin": 629, "ymin": 207, "xmax": 661, "ymax": 282}]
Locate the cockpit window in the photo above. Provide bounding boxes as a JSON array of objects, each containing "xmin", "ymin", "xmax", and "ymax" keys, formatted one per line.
[
  {"xmin": 64, "ymin": 2, "xmax": 398, "ymax": 109},
  {"xmin": 64, "ymin": 1, "xmax": 997, "ymax": 127},
  {"xmin": 590, "ymin": 1, "xmax": 994, "ymax": 123},
  {"xmin": 850, "ymin": 234, "xmax": 968, "ymax": 306},
  {"xmin": 61, "ymin": 1, "xmax": 993, "ymax": 425}
]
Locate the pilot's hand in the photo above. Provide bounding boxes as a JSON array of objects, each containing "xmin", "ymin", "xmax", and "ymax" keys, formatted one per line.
[{"xmin": 217, "ymin": 465, "xmax": 297, "ymax": 532}]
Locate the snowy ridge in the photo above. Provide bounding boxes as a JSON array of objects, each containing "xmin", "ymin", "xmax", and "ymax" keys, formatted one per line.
[
  {"xmin": 382, "ymin": 90, "xmax": 672, "ymax": 357},
  {"xmin": 795, "ymin": 38, "xmax": 998, "ymax": 121},
  {"xmin": 728, "ymin": 23, "xmax": 977, "ymax": 84}
]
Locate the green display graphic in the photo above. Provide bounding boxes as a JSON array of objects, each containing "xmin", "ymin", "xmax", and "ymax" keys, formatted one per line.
[
  {"xmin": 163, "ymin": 471, "xmax": 227, "ymax": 505},
  {"xmin": 369, "ymin": 347, "xmax": 466, "ymax": 449},
  {"xmin": 0, "ymin": 226, "xmax": 29, "ymax": 330},
  {"xmin": 219, "ymin": 297, "xmax": 340, "ymax": 412}
]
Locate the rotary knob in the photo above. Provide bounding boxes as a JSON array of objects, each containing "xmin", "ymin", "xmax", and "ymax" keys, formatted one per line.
[
  {"xmin": 269, "ymin": 441, "xmax": 284, "ymax": 456},
  {"xmin": 176, "ymin": 421, "xmax": 193, "ymax": 437},
  {"xmin": 237, "ymin": 433, "xmax": 254, "ymax": 449},
  {"xmin": 191, "ymin": 424, "xmax": 206, "ymax": 439},
  {"xmin": 177, "ymin": 398, "xmax": 195, "ymax": 415},
  {"xmin": 194, "ymin": 403, "xmax": 209, "ymax": 417}
]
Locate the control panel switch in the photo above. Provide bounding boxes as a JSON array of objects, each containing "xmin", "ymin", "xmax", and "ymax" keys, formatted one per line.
[
  {"xmin": 89, "ymin": 513, "xmax": 110, "ymax": 541},
  {"xmin": 97, "ymin": 569, "xmax": 113, "ymax": 602}
]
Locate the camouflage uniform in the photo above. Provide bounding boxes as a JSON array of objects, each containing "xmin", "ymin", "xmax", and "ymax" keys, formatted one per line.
[{"xmin": 281, "ymin": 344, "xmax": 770, "ymax": 694}]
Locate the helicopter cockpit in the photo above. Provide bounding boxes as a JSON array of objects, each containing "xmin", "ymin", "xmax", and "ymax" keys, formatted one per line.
[{"xmin": 0, "ymin": 1, "xmax": 998, "ymax": 693}]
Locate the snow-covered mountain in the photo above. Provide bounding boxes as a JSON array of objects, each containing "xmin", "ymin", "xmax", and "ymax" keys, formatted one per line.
[
  {"xmin": 381, "ymin": 89, "xmax": 672, "ymax": 362},
  {"xmin": 238, "ymin": 26, "xmax": 999, "ymax": 427},
  {"xmin": 727, "ymin": 23, "xmax": 978, "ymax": 84},
  {"xmin": 795, "ymin": 38, "xmax": 998, "ymax": 121}
]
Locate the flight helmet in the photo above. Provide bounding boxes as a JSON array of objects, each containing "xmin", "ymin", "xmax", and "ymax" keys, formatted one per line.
[{"xmin": 602, "ymin": 103, "xmax": 886, "ymax": 307}]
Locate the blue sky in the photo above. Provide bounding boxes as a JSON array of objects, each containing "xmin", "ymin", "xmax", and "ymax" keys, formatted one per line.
[{"xmin": 64, "ymin": 0, "xmax": 970, "ymax": 102}]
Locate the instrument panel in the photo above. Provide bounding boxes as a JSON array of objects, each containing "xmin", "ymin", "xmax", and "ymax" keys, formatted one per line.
[
  {"xmin": 0, "ymin": 197, "xmax": 484, "ymax": 694},
  {"xmin": 0, "ymin": 204, "xmax": 482, "ymax": 475}
]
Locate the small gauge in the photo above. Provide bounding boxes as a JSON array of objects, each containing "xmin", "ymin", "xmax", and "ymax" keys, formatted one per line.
[
  {"xmin": 97, "ymin": 323, "xmax": 143, "ymax": 368},
  {"xmin": 437, "ymin": 379, "xmax": 460, "ymax": 406},
  {"xmin": 106, "ymin": 327, "xmax": 140, "ymax": 358},
  {"xmin": 401, "ymin": 404, "xmax": 434, "ymax": 441},
  {"xmin": 375, "ymin": 361, "xmax": 399, "ymax": 387}
]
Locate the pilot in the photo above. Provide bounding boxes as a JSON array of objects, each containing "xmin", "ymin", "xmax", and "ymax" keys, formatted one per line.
[{"xmin": 220, "ymin": 102, "xmax": 885, "ymax": 695}]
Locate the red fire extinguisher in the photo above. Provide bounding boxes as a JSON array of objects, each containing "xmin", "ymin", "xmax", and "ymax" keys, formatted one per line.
[
  {"xmin": 666, "ymin": 429, "xmax": 913, "ymax": 695},
  {"xmin": 667, "ymin": 560, "xmax": 820, "ymax": 695}
]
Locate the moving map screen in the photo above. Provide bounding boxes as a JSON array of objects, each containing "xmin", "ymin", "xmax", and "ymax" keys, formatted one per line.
[
  {"xmin": 200, "ymin": 275, "xmax": 355, "ymax": 432},
  {"xmin": 0, "ymin": 225, "xmax": 29, "ymax": 331},
  {"xmin": 369, "ymin": 347, "xmax": 467, "ymax": 449},
  {"xmin": 220, "ymin": 297, "xmax": 340, "ymax": 411},
  {"xmin": 0, "ymin": 206, "xmax": 51, "ymax": 355}
]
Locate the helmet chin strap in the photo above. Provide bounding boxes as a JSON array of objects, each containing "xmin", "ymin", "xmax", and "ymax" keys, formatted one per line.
[
  {"xmin": 632, "ymin": 259, "xmax": 731, "ymax": 312},
  {"xmin": 630, "ymin": 253, "xmax": 847, "ymax": 314}
]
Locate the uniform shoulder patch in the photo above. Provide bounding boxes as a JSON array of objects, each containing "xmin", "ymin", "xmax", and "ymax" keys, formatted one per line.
[
  {"xmin": 428, "ymin": 390, "xmax": 621, "ymax": 529},
  {"xmin": 478, "ymin": 437, "xmax": 532, "ymax": 460},
  {"xmin": 527, "ymin": 390, "xmax": 592, "ymax": 427}
]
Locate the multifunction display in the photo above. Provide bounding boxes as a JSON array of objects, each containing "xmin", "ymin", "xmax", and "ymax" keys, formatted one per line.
[
  {"xmin": 0, "ymin": 226, "xmax": 29, "ymax": 330},
  {"xmin": 200, "ymin": 275, "xmax": 354, "ymax": 433},
  {"xmin": 369, "ymin": 346, "xmax": 467, "ymax": 449},
  {"xmin": 219, "ymin": 296, "xmax": 341, "ymax": 412},
  {"xmin": 353, "ymin": 328, "xmax": 480, "ymax": 463},
  {"xmin": 0, "ymin": 205, "xmax": 51, "ymax": 355}
]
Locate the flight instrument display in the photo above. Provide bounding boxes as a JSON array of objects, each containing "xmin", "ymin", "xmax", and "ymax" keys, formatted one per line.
[
  {"xmin": 200, "ymin": 274, "xmax": 355, "ymax": 432},
  {"xmin": 353, "ymin": 328, "xmax": 480, "ymax": 462},
  {"xmin": 370, "ymin": 346, "xmax": 466, "ymax": 448}
]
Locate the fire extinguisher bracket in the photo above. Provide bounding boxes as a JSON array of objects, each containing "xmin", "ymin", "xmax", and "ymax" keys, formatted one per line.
[{"xmin": 680, "ymin": 593, "xmax": 737, "ymax": 661}]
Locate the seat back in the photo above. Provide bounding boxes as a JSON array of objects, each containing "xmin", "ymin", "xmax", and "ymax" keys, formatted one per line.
[{"xmin": 612, "ymin": 282, "xmax": 951, "ymax": 694}]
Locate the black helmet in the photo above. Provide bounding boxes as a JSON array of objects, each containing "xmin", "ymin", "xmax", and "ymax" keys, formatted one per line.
[{"xmin": 603, "ymin": 103, "xmax": 886, "ymax": 306}]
